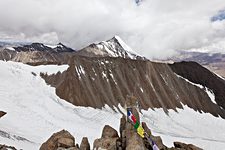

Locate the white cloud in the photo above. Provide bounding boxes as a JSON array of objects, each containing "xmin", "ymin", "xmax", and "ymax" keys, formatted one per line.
[{"xmin": 0, "ymin": 0, "xmax": 225, "ymax": 59}]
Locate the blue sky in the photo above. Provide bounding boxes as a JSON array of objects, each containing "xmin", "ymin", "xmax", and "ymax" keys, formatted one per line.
[{"xmin": 211, "ymin": 10, "xmax": 225, "ymax": 21}]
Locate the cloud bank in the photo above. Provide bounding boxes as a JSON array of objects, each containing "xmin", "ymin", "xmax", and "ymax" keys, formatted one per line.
[{"xmin": 0, "ymin": 0, "xmax": 225, "ymax": 59}]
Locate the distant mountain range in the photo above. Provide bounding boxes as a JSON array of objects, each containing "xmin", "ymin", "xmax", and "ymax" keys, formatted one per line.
[
  {"xmin": 0, "ymin": 36, "xmax": 146, "ymax": 65},
  {"xmin": 162, "ymin": 51, "xmax": 225, "ymax": 78}
]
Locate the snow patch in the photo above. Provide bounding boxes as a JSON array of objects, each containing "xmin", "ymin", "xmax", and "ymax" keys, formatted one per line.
[
  {"xmin": 92, "ymin": 68, "xmax": 97, "ymax": 76},
  {"xmin": 0, "ymin": 60, "xmax": 121, "ymax": 149},
  {"xmin": 176, "ymin": 74, "xmax": 217, "ymax": 104},
  {"xmin": 142, "ymin": 105, "xmax": 225, "ymax": 150},
  {"xmin": 44, "ymin": 44, "xmax": 57, "ymax": 49},
  {"xmin": 5, "ymin": 47, "xmax": 15, "ymax": 51},
  {"xmin": 75, "ymin": 65, "xmax": 85, "ymax": 79},
  {"xmin": 215, "ymin": 73, "xmax": 225, "ymax": 81},
  {"xmin": 205, "ymin": 88, "xmax": 216, "ymax": 104},
  {"xmin": 160, "ymin": 74, "xmax": 169, "ymax": 86},
  {"xmin": 176, "ymin": 74, "xmax": 203, "ymax": 88},
  {"xmin": 114, "ymin": 35, "xmax": 134, "ymax": 54},
  {"xmin": 101, "ymin": 41, "xmax": 117, "ymax": 57},
  {"xmin": 140, "ymin": 87, "xmax": 144, "ymax": 93},
  {"xmin": 31, "ymin": 64, "xmax": 69, "ymax": 75},
  {"xmin": 109, "ymin": 71, "xmax": 117, "ymax": 85}
]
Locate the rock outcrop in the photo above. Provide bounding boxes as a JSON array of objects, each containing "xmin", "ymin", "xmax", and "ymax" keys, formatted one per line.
[
  {"xmin": 80, "ymin": 137, "xmax": 90, "ymax": 150},
  {"xmin": 93, "ymin": 125, "xmax": 119, "ymax": 150},
  {"xmin": 0, "ymin": 144, "xmax": 16, "ymax": 150},
  {"xmin": 42, "ymin": 55, "xmax": 225, "ymax": 119},
  {"xmin": 170, "ymin": 61, "xmax": 225, "ymax": 110},
  {"xmin": 173, "ymin": 141, "xmax": 203, "ymax": 150},
  {"xmin": 92, "ymin": 96, "xmax": 202, "ymax": 150},
  {"xmin": 0, "ymin": 111, "xmax": 6, "ymax": 118},
  {"xmin": 40, "ymin": 121, "xmax": 202, "ymax": 150},
  {"xmin": 40, "ymin": 130, "xmax": 78, "ymax": 150}
]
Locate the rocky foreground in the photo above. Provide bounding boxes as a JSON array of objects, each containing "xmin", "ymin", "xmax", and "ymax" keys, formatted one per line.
[
  {"xmin": 39, "ymin": 98, "xmax": 203, "ymax": 150},
  {"xmin": 39, "ymin": 116, "xmax": 202, "ymax": 150}
]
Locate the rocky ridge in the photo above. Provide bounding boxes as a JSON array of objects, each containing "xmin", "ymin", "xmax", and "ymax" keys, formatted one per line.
[
  {"xmin": 0, "ymin": 36, "xmax": 145, "ymax": 65},
  {"xmin": 41, "ymin": 55, "xmax": 225, "ymax": 118},
  {"xmin": 170, "ymin": 61, "xmax": 225, "ymax": 109},
  {"xmin": 3, "ymin": 37, "xmax": 221, "ymax": 119},
  {"xmin": 76, "ymin": 36, "xmax": 146, "ymax": 60}
]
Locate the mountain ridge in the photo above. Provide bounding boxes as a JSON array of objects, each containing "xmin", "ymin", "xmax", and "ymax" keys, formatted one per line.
[
  {"xmin": 41, "ymin": 55, "xmax": 225, "ymax": 118},
  {"xmin": 0, "ymin": 37, "xmax": 225, "ymax": 149},
  {"xmin": 76, "ymin": 36, "xmax": 146, "ymax": 60}
]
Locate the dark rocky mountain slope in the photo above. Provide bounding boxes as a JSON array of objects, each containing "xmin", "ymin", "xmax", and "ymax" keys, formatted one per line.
[
  {"xmin": 41, "ymin": 55, "xmax": 225, "ymax": 118},
  {"xmin": 169, "ymin": 61, "xmax": 225, "ymax": 109},
  {"xmin": 0, "ymin": 42, "xmax": 76, "ymax": 65}
]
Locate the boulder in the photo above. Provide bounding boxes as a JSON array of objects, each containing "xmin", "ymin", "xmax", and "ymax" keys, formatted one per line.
[
  {"xmin": 0, "ymin": 144, "xmax": 16, "ymax": 150},
  {"xmin": 174, "ymin": 142, "xmax": 203, "ymax": 150},
  {"xmin": 57, "ymin": 147, "xmax": 78, "ymax": 150},
  {"xmin": 119, "ymin": 115, "xmax": 126, "ymax": 137},
  {"xmin": 93, "ymin": 125, "xmax": 119, "ymax": 150},
  {"xmin": 57, "ymin": 137, "xmax": 74, "ymax": 148},
  {"xmin": 40, "ymin": 130, "xmax": 76, "ymax": 150},
  {"xmin": 142, "ymin": 122, "xmax": 151, "ymax": 135},
  {"xmin": 125, "ymin": 122, "xmax": 146, "ymax": 150},
  {"xmin": 150, "ymin": 135, "xmax": 166, "ymax": 150},
  {"xmin": 120, "ymin": 116, "xmax": 127, "ymax": 149},
  {"xmin": 102, "ymin": 125, "xmax": 119, "ymax": 138},
  {"xmin": 94, "ymin": 138, "xmax": 118, "ymax": 150},
  {"xmin": 80, "ymin": 137, "xmax": 90, "ymax": 150},
  {"xmin": 0, "ymin": 111, "xmax": 6, "ymax": 118}
]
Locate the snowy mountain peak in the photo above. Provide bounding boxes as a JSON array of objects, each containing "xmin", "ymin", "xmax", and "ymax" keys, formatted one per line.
[
  {"xmin": 78, "ymin": 36, "xmax": 146, "ymax": 60},
  {"xmin": 13, "ymin": 42, "xmax": 74, "ymax": 52},
  {"xmin": 110, "ymin": 35, "xmax": 134, "ymax": 53}
]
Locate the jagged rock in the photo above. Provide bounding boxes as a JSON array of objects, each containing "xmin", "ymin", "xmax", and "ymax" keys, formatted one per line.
[
  {"xmin": 94, "ymin": 138, "xmax": 118, "ymax": 150},
  {"xmin": 142, "ymin": 122, "xmax": 151, "ymax": 135},
  {"xmin": 119, "ymin": 115, "xmax": 126, "ymax": 137},
  {"xmin": 57, "ymin": 147, "xmax": 78, "ymax": 150},
  {"xmin": 150, "ymin": 136, "xmax": 167, "ymax": 150},
  {"xmin": 102, "ymin": 125, "xmax": 119, "ymax": 138},
  {"xmin": 0, "ymin": 144, "xmax": 16, "ymax": 150},
  {"xmin": 121, "ymin": 130, "xmax": 126, "ymax": 150},
  {"xmin": 40, "ymin": 130, "xmax": 76, "ymax": 150},
  {"xmin": 80, "ymin": 137, "xmax": 90, "ymax": 150},
  {"xmin": 75, "ymin": 144, "xmax": 80, "ymax": 149},
  {"xmin": 125, "ymin": 122, "xmax": 146, "ymax": 150},
  {"xmin": 116, "ymin": 138, "xmax": 123, "ymax": 150},
  {"xmin": 0, "ymin": 111, "xmax": 6, "ymax": 118},
  {"xmin": 125, "ymin": 95, "xmax": 140, "ymax": 123},
  {"xmin": 57, "ymin": 138, "xmax": 74, "ymax": 148},
  {"xmin": 93, "ymin": 125, "xmax": 119, "ymax": 150},
  {"xmin": 120, "ymin": 115, "xmax": 126, "ymax": 149},
  {"xmin": 174, "ymin": 142, "xmax": 203, "ymax": 150},
  {"xmin": 125, "ymin": 96, "xmax": 146, "ymax": 150}
]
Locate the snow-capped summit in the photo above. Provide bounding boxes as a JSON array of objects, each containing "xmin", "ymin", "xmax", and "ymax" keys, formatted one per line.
[
  {"xmin": 51, "ymin": 43, "xmax": 74, "ymax": 52},
  {"xmin": 14, "ymin": 42, "xmax": 74, "ymax": 53},
  {"xmin": 77, "ymin": 36, "xmax": 146, "ymax": 60}
]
